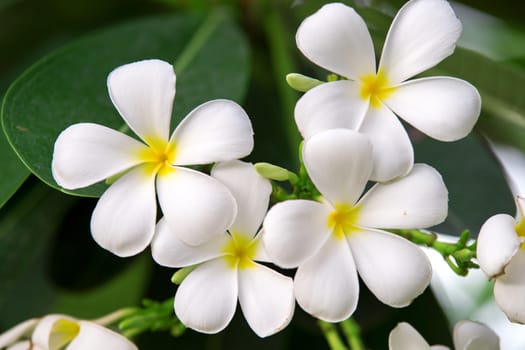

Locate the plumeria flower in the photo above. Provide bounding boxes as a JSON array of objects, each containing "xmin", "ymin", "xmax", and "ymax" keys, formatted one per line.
[
  {"xmin": 52, "ymin": 59, "xmax": 254, "ymax": 256},
  {"xmin": 477, "ymin": 196, "xmax": 525, "ymax": 323},
  {"xmin": 389, "ymin": 320, "xmax": 499, "ymax": 350},
  {"xmin": 294, "ymin": 0, "xmax": 481, "ymax": 181},
  {"xmin": 0, "ymin": 315, "xmax": 137, "ymax": 350},
  {"xmin": 151, "ymin": 160, "xmax": 294, "ymax": 337},
  {"xmin": 262, "ymin": 129, "xmax": 448, "ymax": 322}
]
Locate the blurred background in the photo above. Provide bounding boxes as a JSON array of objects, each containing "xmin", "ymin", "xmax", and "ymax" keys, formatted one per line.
[{"xmin": 1, "ymin": 0, "xmax": 524, "ymax": 348}]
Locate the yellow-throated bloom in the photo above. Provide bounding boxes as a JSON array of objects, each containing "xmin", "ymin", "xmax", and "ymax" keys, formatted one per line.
[
  {"xmin": 52, "ymin": 59, "xmax": 254, "ymax": 257},
  {"xmin": 477, "ymin": 196, "xmax": 525, "ymax": 324},
  {"xmin": 151, "ymin": 161, "xmax": 294, "ymax": 337},
  {"xmin": 294, "ymin": 0, "xmax": 481, "ymax": 182},
  {"xmin": 263, "ymin": 130, "xmax": 448, "ymax": 322},
  {"xmin": 0, "ymin": 314, "xmax": 137, "ymax": 350}
]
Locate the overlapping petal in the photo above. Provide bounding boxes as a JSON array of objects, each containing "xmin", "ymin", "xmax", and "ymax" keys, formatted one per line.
[
  {"xmin": 357, "ymin": 164, "xmax": 448, "ymax": 229},
  {"xmin": 294, "ymin": 81, "xmax": 368, "ymax": 139},
  {"xmin": 303, "ymin": 129, "xmax": 372, "ymax": 206},
  {"xmin": 107, "ymin": 59, "xmax": 175, "ymax": 143},
  {"xmin": 348, "ymin": 229, "xmax": 431, "ymax": 307},
  {"xmin": 91, "ymin": 165, "xmax": 157, "ymax": 257},
  {"xmin": 493, "ymin": 249, "xmax": 525, "ymax": 324},
  {"xmin": 32, "ymin": 315, "xmax": 77, "ymax": 350},
  {"xmin": 175, "ymin": 259, "xmax": 238, "ymax": 334},
  {"xmin": 294, "ymin": 236, "xmax": 359, "ymax": 322},
  {"xmin": 453, "ymin": 320, "xmax": 499, "ymax": 350},
  {"xmin": 212, "ymin": 161, "xmax": 271, "ymax": 238},
  {"xmin": 238, "ymin": 264, "xmax": 294, "ymax": 337},
  {"xmin": 52, "ymin": 123, "xmax": 147, "ymax": 189},
  {"xmin": 296, "ymin": 2, "xmax": 375, "ymax": 80},
  {"xmin": 262, "ymin": 200, "xmax": 332, "ymax": 268},
  {"xmin": 171, "ymin": 100, "xmax": 253, "ymax": 165},
  {"xmin": 67, "ymin": 321, "xmax": 137, "ymax": 350},
  {"xmin": 379, "ymin": 0, "xmax": 462, "ymax": 84},
  {"xmin": 389, "ymin": 322, "xmax": 432, "ymax": 350},
  {"xmin": 477, "ymin": 214, "xmax": 521, "ymax": 278},
  {"xmin": 384, "ymin": 77, "xmax": 481, "ymax": 141},
  {"xmin": 151, "ymin": 218, "xmax": 229, "ymax": 268},
  {"xmin": 7, "ymin": 341, "xmax": 37, "ymax": 350},
  {"xmin": 359, "ymin": 106, "xmax": 413, "ymax": 182},
  {"xmin": 157, "ymin": 167, "xmax": 237, "ymax": 246}
]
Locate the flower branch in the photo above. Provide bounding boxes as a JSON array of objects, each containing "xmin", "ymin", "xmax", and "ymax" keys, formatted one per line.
[{"xmin": 390, "ymin": 229, "xmax": 478, "ymax": 276}]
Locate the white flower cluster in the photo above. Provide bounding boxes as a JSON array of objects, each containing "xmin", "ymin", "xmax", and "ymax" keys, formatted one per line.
[{"xmin": 46, "ymin": 0, "xmax": 517, "ymax": 345}]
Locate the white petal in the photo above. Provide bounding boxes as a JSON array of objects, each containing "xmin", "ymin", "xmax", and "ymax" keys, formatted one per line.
[
  {"xmin": 379, "ymin": 0, "xmax": 462, "ymax": 84},
  {"xmin": 453, "ymin": 320, "xmax": 499, "ymax": 350},
  {"xmin": 348, "ymin": 229, "xmax": 431, "ymax": 307},
  {"xmin": 107, "ymin": 59, "xmax": 174, "ymax": 142},
  {"xmin": 430, "ymin": 346, "xmax": 450, "ymax": 350},
  {"xmin": 384, "ymin": 77, "xmax": 481, "ymax": 141},
  {"xmin": 294, "ymin": 236, "xmax": 359, "ymax": 322},
  {"xmin": 359, "ymin": 106, "xmax": 413, "ymax": 182},
  {"xmin": 238, "ymin": 263, "xmax": 294, "ymax": 337},
  {"xmin": 157, "ymin": 166, "xmax": 237, "ymax": 246},
  {"xmin": 151, "ymin": 218, "xmax": 229, "ymax": 268},
  {"xmin": 357, "ymin": 164, "xmax": 448, "ymax": 229},
  {"xmin": 7, "ymin": 341, "xmax": 35, "ymax": 350},
  {"xmin": 296, "ymin": 3, "xmax": 375, "ymax": 79},
  {"xmin": 294, "ymin": 81, "xmax": 369, "ymax": 140},
  {"xmin": 262, "ymin": 200, "xmax": 332, "ymax": 268},
  {"xmin": 171, "ymin": 100, "xmax": 253, "ymax": 165},
  {"xmin": 212, "ymin": 161, "xmax": 271, "ymax": 238},
  {"xmin": 175, "ymin": 259, "xmax": 238, "ymax": 334},
  {"xmin": 477, "ymin": 214, "xmax": 521, "ymax": 279},
  {"xmin": 251, "ymin": 231, "xmax": 272, "ymax": 263},
  {"xmin": 52, "ymin": 123, "xmax": 147, "ymax": 189},
  {"xmin": 388, "ymin": 322, "xmax": 431, "ymax": 350},
  {"xmin": 91, "ymin": 165, "xmax": 156, "ymax": 257},
  {"xmin": 303, "ymin": 129, "xmax": 372, "ymax": 205},
  {"xmin": 67, "ymin": 321, "xmax": 137, "ymax": 350},
  {"xmin": 494, "ymin": 249, "xmax": 525, "ymax": 324},
  {"xmin": 0, "ymin": 319, "xmax": 38, "ymax": 348},
  {"xmin": 32, "ymin": 315, "xmax": 77, "ymax": 350}
]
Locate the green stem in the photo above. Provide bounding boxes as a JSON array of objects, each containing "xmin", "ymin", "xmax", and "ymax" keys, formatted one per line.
[
  {"xmin": 391, "ymin": 229, "xmax": 478, "ymax": 276},
  {"xmin": 318, "ymin": 321, "xmax": 348, "ymax": 350},
  {"xmin": 340, "ymin": 319, "xmax": 364, "ymax": 350},
  {"xmin": 91, "ymin": 308, "xmax": 138, "ymax": 326},
  {"xmin": 262, "ymin": 4, "xmax": 301, "ymax": 162},
  {"xmin": 174, "ymin": 9, "xmax": 225, "ymax": 73}
]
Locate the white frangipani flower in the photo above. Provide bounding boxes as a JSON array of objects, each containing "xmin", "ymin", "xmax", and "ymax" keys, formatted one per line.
[
  {"xmin": 477, "ymin": 196, "xmax": 525, "ymax": 323},
  {"xmin": 389, "ymin": 321, "xmax": 499, "ymax": 350},
  {"xmin": 0, "ymin": 315, "xmax": 136, "ymax": 350},
  {"xmin": 52, "ymin": 59, "xmax": 254, "ymax": 256},
  {"xmin": 262, "ymin": 129, "xmax": 448, "ymax": 322},
  {"xmin": 151, "ymin": 160, "xmax": 294, "ymax": 337},
  {"xmin": 294, "ymin": 0, "xmax": 481, "ymax": 181}
]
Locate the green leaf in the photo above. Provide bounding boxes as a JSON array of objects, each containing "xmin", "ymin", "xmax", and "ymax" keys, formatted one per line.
[
  {"xmin": 0, "ymin": 182, "xmax": 73, "ymax": 326},
  {"xmin": 0, "ymin": 180, "xmax": 150, "ymax": 326},
  {"xmin": 0, "ymin": 109, "xmax": 29, "ymax": 208},
  {"xmin": 2, "ymin": 9, "xmax": 249, "ymax": 197}
]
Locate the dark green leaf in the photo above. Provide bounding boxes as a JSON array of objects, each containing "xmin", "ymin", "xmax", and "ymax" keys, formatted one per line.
[
  {"xmin": 2, "ymin": 9, "xmax": 249, "ymax": 197},
  {"xmin": 0, "ymin": 114, "xmax": 29, "ymax": 208}
]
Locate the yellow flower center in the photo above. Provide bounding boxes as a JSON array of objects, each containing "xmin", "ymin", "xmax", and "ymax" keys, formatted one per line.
[
  {"xmin": 222, "ymin": 232, "xmax": 258, "ymax": 270},
  {"xmin": 50, "ymin": 319, "xmax": 80, "ymax": 349},
  {"xmin": 515, "ymin": 218, "xmax": 525, "ymax": 250},
  {"xmin": 359, "ymin": 70, "xmax": 396, "ymax": 108},
  {"xmin": 327, "ymin": 203, "xmax": 361, "ymax": 240},
  {"xmin": 137, "ymin": 136, "xmax": 177, "ymax": 177}
]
